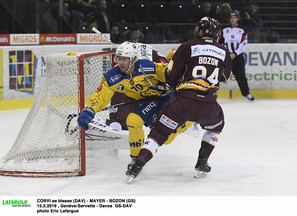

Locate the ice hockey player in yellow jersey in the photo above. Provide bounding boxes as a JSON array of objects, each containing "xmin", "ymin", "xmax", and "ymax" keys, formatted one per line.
[{"xmin": 77, "ymin": 41, "xmax": 192, "ymax": 175}]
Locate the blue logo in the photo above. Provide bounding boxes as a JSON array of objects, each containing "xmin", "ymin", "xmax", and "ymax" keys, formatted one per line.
[
  {"xmin": 117, "ymin": 84, "xmax": 124, "ymax": 90},
  {"xmin": 130, "ymin": 139, "xmax": 142, "ymax": 147}
]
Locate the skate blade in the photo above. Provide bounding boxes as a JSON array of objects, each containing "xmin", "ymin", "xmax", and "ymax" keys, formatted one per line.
[
  {"xmin": 194, "ymin": 171, "xmax": 207, "ymax": 178},
  {"xmin": 127, "ymin": 176, "xmax": 134, "ymax": 184}
]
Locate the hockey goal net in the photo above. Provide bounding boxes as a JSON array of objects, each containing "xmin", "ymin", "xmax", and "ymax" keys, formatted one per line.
[{"xmin": 0, "ymin": 50, "xmax": 116, "ymax": 177}]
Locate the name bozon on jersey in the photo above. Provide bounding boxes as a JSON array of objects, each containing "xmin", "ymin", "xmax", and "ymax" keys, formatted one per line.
[{"xmin": 169, "ymin": 40, "xmax": 230, "ymax": 94}]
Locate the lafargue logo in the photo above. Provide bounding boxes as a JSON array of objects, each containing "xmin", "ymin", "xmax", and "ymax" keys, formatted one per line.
[
  {"xmin": 2, "ymin": 199, "xmax": 31, "ymax": 207},
  {"xmin": 8, "ymin": 50, "xmax": 38, "ymax": 95}
]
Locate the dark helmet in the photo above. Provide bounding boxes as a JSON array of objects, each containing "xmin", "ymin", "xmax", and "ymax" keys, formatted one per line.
[
  {"xmin": 196, "ymin": 17, "xmax": 220, "ymax": 39},
  {"xmin": 230, "ymin": 10, "xmax": 240, "ymax": 18}
]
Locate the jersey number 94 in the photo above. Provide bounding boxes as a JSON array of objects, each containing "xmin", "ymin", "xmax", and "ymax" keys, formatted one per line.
[{"xmin": 192, "ymin": 66, "xmax": 219, "ymax": 86}]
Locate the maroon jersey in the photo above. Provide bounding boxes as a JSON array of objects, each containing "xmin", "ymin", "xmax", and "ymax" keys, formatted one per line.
[
  {"xmin": 152, "ymin": 50, "xmax": 168, "ymax": 64},
  {"xmin": 149, "ymin": 38, "xmax": 232, "ymax": 144},
  {"xmin": 167, "ymin": 38, "xmax": 232, "ymax": 96}
]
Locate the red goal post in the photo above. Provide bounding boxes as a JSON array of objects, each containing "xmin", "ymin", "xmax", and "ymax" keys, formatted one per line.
[
  {"xmin": 0, "ymin": 50, "xmax": 115, "ymax": 177},
  {"xmin": 78, "ymin": 51, "xmax": 116, "ymax": 177}
]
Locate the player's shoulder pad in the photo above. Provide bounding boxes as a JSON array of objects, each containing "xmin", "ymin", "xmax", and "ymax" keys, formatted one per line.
[
  {"xmin": 104, "ymin": 66, "xmax": 128, "ymax": 86},
  {"xmin": 134, "ymin": 59, "xmax": 156, "ymax": 76}
]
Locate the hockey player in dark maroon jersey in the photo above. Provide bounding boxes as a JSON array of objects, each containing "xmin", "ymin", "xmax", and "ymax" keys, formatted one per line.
[{"xmin": 127, "ymin": 17, "xmax": 232, "ymax": 181}]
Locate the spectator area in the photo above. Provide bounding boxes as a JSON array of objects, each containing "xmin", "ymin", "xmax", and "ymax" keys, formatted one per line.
[{"xmin": 0, "ymin": 0, "xmax": 296, "ymax": 43}]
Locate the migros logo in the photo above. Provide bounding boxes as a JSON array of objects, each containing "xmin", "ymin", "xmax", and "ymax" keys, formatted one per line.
[
  {"xmin": 78, "ymin": 34, "xmax": 108, "ymax": 43},
  {"xmin": 12, "ymin": 34, "xmax": 38, "ymax": 43}
]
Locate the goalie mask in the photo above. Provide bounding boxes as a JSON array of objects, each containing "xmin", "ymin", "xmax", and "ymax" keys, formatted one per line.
[{"xmin": 195, "ymin": 17, "xmax": 220, "ymax": 39}]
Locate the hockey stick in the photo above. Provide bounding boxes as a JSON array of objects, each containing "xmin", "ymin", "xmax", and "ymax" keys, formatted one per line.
[
  {"xmin": 92, "ymin": 27, "xmax": 116, "ymax": 48},
  {"xmin": 100, "ymin": 96, "xmax": 152, "ymax": 112},
  {"xmin": 139, "ymin": 64, "xmax": 174, "ymax": 96},
  {"xmin": 65, "ymin": 96, "xmax": 156, "ymax": 138}
]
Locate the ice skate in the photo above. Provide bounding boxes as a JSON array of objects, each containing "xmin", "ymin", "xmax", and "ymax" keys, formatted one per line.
[
  {"xmin": 194, "ymin": 157, "xmax": 211, "ymax": 178},
  {"xmin": 246, "ymin": 94, "xmax": 255, "ymax": 101},
  {"xmin": 125, "ymin": 156, "xmax": 136, "ymax": 176},
  {"xmin": 126, "ymin": 160, "xmax": 145, "ymax": 184}
]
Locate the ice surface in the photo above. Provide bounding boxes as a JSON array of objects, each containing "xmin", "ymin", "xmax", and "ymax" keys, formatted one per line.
[{"xmin": 0, "ymin": 99, "xmax": 297, "ymax": 215}]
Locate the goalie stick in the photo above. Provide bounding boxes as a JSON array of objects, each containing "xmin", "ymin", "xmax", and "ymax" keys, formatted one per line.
[
  {"xmin": 65, "ymin": 113, "xmax": 129, "ymax": 141},
  {"xmin": 65, "ymin": 96, "xmax": 156, "ymax": 138}
]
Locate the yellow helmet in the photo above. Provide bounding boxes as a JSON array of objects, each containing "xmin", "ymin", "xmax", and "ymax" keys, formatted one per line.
[{"xmin": 166, "ymin": 48, "xmax": 176, "ymax": 61}]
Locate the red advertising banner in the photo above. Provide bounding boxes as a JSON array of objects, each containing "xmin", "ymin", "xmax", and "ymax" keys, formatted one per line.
[
  {"xmin": 0, "ymin": 34, "xmax": 10, "ymax": 45},
  {"xmin": 40, "ymin": 34, "xmax": 76, "ymax": 44}
]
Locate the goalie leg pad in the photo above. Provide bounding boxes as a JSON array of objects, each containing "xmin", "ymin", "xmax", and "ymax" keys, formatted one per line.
[{"xmin": 127, "ymin": 113, "xmax": 145, "ymax": 157}]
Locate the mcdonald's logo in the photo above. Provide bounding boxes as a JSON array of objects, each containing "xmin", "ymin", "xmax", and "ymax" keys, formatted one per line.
[{"xmin": 40, "ymin": 36, "xmax": 46, "ymax": 43}]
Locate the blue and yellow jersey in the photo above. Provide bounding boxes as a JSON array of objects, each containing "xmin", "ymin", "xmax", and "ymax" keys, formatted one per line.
[{"xmin": 86, "ymin": 59, "xmax": 168, "ymax": 113}]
